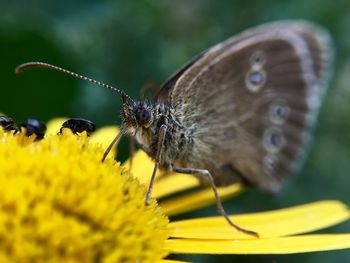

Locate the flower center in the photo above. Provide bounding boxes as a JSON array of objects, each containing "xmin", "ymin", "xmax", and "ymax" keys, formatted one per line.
[{"xmin": 0, "ymin": 130, "xmax": 169, "ymax": 262}]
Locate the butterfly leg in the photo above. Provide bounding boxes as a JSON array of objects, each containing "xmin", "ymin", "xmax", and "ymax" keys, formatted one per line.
[
  {"xmin": 145, "ymin": 124, "xmax": 167, "ymax": 205},
  {"xmin": 101, "ymin": 125, "xmax": 128, "ymax": 162},
  {"xmin": 128, "ymin": 137, "xmax": 136, "ymax": 169},
  {"xmin": 173, "ymin": 167, "xmax": 259, "ymax": 238}
]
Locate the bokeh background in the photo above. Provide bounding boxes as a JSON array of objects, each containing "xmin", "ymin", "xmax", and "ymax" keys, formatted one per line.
[{"xmin": 1, "ymin": 0, "xmax": 350, "ymax": 262}]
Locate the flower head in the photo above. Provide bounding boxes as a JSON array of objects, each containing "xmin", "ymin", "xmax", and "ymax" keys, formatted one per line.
[
  {"xmin": 1, "ymin": 118, "xmax": 350, "ymax": 263},
  {"xmin": 0, "ymin": 128, "xmax": 169, "ymax": 262}
]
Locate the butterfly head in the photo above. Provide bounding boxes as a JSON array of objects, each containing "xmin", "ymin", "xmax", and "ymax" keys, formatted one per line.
[{"xmin": 122, "ymin": 100, "xmax": 156, "ymax": 130}]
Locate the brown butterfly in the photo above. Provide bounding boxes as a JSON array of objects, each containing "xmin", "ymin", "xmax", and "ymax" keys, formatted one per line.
[{"xmin": 16, "ymin": 20, "xmax": 333, "ymax": 237}]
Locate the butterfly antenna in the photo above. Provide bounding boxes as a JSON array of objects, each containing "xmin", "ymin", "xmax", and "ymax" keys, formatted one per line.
[{"xmin": 15, "ymin": 62, "xmax": 133, "ymax": 103}]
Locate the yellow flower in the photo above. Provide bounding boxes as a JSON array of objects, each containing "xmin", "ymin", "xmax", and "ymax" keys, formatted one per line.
[
  {"xmin": 1, "ymin": 118, "xmax": 350, "ymax": 263},
  {"xmin": 125, "ymin": 151, "xmax": 350, "ymax": 256},
  {"xmin": 0, "ymin": 125, "xmax": 168, "ymax": 263}
]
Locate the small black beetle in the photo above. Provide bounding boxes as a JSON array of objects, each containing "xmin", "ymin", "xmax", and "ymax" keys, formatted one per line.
[
  {"xmin": 20, "ymin": 118, "xmax": 47, "ymax": 140},
  {"xmin": 60, "ymin": 118, "xmax": 95, "ymax": 136},
  {"xmin": 0, "ymin": 115, "xmax": 19, "ymax": 132}
]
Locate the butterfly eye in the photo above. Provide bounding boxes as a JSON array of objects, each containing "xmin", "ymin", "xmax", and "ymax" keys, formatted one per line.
[{"xmin": 136, "ymin": 108, "xmax": 153, "ymax": 127}]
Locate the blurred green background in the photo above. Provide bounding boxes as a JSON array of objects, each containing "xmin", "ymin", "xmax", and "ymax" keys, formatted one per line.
[{"xmin": 1, "ymin": 0, "xmax": 350, "ymax": 262}]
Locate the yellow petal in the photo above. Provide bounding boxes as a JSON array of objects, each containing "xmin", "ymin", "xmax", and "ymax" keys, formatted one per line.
[
  {"xmin": 90, "ymin": 126, "xmax": 120, "ymax": 150},
  {"xmin": 123, "ymin": 151, "xmax": 200, "ymax": 196},
  {"xmin": 168, "ymin": 201, "xmax": 350, "ymax": 239},
  {"xmin": 166, "ymin": 234, "xmax": 350, "ymax": 254},
  {"xmin": 160, "ymin": 184, "xmax": 243, "ymax": 216},
  {"xmin": 46, "ymin": 117, "xmax": 68, "ymax": 135},
  {"xmin": 158, "ymin": 260, "xmax": 189, "ymax": 263},
  {"xmin": 153, "ymin": 173, "xmax": 200, "ymax": 199},
  {"xmin": 123, "ymin": 150, "xmax": 154, "ymax": 185}
]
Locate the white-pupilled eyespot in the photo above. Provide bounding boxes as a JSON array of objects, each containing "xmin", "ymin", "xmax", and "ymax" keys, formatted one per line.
[
  {"xmin": 249, "ymin": 51, "xmax": 266, "ymax": 66},
  {"xmin": 263, "ymin": 154, "xmax": 279, "ymax": 173},
  {"xmin": 263, "ymin": 127, "xmax": 286, "ymax": 153},
  {"xmin": 246, "ymin": 69, "xmax": 266, "ymax": 92},
  {"xmin": 269, "ymin": 100, "xmax": 290, "ymax": 125}
]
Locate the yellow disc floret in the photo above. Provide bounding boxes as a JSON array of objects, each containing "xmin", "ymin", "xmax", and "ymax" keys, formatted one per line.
[{"xmin": 0, "ymin": 129, "xmax": 169, "ymax": 263}]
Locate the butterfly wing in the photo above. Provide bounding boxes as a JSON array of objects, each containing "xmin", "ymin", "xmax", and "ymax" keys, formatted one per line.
[{"xmin": 157, "ymin": 21, "xmax": 333, "ymax": 192}]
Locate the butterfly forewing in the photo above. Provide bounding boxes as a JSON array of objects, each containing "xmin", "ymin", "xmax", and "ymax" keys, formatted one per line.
[{"xmin": 158, "ymin": 21, "xmax": 332, "ymax": 192}]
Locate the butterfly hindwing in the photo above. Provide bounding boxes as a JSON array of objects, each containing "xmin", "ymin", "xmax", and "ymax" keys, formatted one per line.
[{"xmin": 157, "ymin": 21, "xmax": 332, "ymax": 192}]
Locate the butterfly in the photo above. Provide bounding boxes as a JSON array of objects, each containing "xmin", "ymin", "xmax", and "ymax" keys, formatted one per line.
[{"xmin": 16, "ymin": 20, "xmax": 333, "ymax": 237}]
